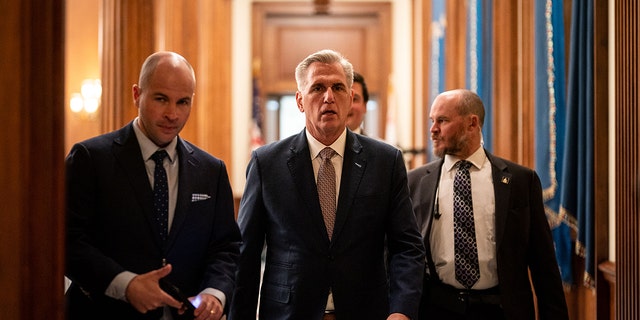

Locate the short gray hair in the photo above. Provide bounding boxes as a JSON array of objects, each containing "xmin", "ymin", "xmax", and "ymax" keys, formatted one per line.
[{"xmin": 295, "ymin": 49, "xmax": 353, "ymax": 92}]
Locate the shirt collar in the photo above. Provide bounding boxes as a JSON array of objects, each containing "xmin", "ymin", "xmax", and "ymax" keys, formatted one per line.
[
  {"xmin": 443, "ymin": 146, "xmax": 487, "ymax": 172},
  {"xmin": 306, "ymin": 127, "xmax": 347, "ymax": 160},
  {"xmin": 133, "ymin": 117, "xmax": 178, "ymax": 163}
]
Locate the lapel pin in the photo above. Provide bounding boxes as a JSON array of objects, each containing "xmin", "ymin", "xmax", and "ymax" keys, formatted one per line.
[{"xmin": 501, "ymin": 176, "xmax": 510, "ymax": 184}]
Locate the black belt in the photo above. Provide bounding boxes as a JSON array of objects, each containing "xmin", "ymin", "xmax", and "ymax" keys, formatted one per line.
[
  {"xmin": 457, "ymin": 286, "xmax": 501, "ymax": 305},
  {"xmin": 424, "ymin": 279, "xmax": 501, "ymax": 314}
]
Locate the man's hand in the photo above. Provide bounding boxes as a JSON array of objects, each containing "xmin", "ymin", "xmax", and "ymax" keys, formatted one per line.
[
  {"xmin": 387, "ymin": 313, "xmax": 411, "ymax": 320},
  {"xmin": 189, "ymin": 293, "xmax": 223, "ymax": 320},
  {"xmin": 125, "ymin": 264, "xmax": 182, "ymax": 313}
]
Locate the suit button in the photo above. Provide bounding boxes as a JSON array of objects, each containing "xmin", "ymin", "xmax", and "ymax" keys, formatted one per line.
[{"xmin": 327, "ymin": 255, "xmax": 334, "ymax": 261}]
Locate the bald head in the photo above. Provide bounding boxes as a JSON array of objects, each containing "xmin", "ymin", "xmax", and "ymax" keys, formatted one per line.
[
  {"xmin": 138, "ymin": 51, "xmax": 196, "ymax": 90},
  {"xmin": 436, "ymin": 89, "xmax": 485, "ymax": 128}
]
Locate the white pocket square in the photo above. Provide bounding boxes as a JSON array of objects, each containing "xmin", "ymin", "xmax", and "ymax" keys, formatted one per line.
[{"xmin": 191, "ymin": 193, "xmax": 211, "ymax": 202}]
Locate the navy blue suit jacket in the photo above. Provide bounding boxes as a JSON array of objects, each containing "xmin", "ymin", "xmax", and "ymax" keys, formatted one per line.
[
  {"xmin": 229, "ymin": 129, "xmax": 425, "ymax": 320},
  {"xmin": 407, "ymin": 150, "xmax": 569, "ymax": 320},
  {"xmin": 65, "ymin": 122, "xmax": 241, "ymax": 319}
]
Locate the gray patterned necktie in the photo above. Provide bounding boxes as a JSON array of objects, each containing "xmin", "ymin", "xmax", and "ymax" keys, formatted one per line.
[
  {"xmin": 152, "ymin": 150, "xmax": 169, "ymax": 243},
  {"xmin": 317, "ymin": 147, "xmax": 337, "ymax": 240},
  {"xmin": 453, "ymin": 160, "xmax": 480, "ymax": 289}
]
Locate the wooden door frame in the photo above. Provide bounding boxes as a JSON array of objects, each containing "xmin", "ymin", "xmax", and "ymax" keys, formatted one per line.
[{"xmin": 252, "ymin": 1, "xmax": 392, "ymax": 139}]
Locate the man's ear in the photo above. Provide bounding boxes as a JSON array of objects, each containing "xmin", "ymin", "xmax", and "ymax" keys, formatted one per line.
[
  {"xmin": 468, "ymin": 114, "xmax": 480, "ymax": 131},
  {"xmin": 295, "ymin": 91, "xmax": 304, "ymax": 112},
  {"xmin": 132, "ymin": 84, "xmax": 141, "ymax": 106}
]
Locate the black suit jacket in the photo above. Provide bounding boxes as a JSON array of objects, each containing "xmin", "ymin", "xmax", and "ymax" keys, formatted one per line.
[
  {"xmin": 407, "ymin": 150, "xmax": 569, "ymax": 320},
  {"xmin": 65, "ymin": 122, "xmax": 241, "ymax": 319},
  {"xmin": 229, "ymin": 129, "xmax": 425, "ymax": 320}
]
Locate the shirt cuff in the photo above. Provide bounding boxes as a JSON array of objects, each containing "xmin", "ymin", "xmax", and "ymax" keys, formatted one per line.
[
  {"xmin": 201, "ymin": 288, "xmax": 226, "ymax": 308},
  {"xmin": 105, "ymin": 271, "xmax": 138, "ymax": 301}
]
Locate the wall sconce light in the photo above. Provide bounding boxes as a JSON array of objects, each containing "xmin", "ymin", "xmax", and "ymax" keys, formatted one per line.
[{"xmin": 70, "ymin": 79, "xmax": 102, "ymax": 114}]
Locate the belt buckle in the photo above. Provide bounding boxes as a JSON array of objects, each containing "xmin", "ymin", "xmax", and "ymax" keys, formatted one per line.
[
  {"xmin": 457, "ymin": 290, "xmax": 469, "ymax": 303},
  {"xmin": 455, "ymin": 290, "xmax": 470, "ymax": 313}
]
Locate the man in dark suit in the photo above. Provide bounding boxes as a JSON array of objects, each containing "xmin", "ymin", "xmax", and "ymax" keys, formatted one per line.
[
  {"xmin": 408, "ymin": 89, "xmax": 569, "ymax": 320},
  {"xmin": 229, "ymin": 49, "xmax": 425, "ymax": 320},
  {"xmin": 65, "ymin": 51, "xmax": 241, "ymax": 320}
]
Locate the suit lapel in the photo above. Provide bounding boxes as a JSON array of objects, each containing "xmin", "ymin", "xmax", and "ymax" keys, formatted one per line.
[
  {"xmin": 413, "ymin": 160, "xmax": 443, "ymax": 277},
  {"xmin": 486, "ymin": 152, "xmax": 511, "ymax": 252},
  {"xmin": 418, "ymin": 161, "xmax": 443, "ymax": 241},
  {"xmin": 332, "ymin": 132, "xmax": 365, "ymax": 243},
  {"xmin": 111, "ymin": 123, "xmax": 164, "ymax": 248},
  {"xmin": 287, "ymin": 131, "xmax": 330, "ymax": 243},
  {"xmin": 166, "ymin": 139, "xmax": 196, "ymax": 251}
]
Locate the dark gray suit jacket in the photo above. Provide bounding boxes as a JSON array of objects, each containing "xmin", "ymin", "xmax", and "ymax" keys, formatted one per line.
[
  {"xmin": 230, "ymin": 129, "xmax": 425, "ymax": 320},
  {"xmin": 407, "ymin": 150, "xmax": 569, "ymax": 320},
  {"xmin": 65, "ymin": 121, "xmax": 241, "ymax": 319}
]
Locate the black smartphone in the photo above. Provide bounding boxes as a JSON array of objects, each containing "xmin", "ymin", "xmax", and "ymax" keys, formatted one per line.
[{"xmin": 159, "ymin": 278, "xmax": 196, "ymax": 317}]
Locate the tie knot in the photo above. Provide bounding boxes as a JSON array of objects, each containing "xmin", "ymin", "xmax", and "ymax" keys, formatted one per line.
[
  {"xmin": 456, "ymin": 160, "xmax": 472, "ymax": 171},
  {"xmin": 319, "ymin": 147, "xmax": 336, "ymax": 161},
  {"xmin": 151, "ymin": 150, "xmax": 169, "ymax": 165}
]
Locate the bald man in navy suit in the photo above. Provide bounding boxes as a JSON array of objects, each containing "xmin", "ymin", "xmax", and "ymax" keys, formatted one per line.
[{"xmin": 66, "ymin": 51, "xmax": 241, "ymax": 320}]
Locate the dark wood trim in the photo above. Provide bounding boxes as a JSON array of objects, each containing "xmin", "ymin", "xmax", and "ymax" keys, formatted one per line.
[
  {"xmin": 0, "ymin": 0, "xmax": 66, "ymax": 318},
  {"xmin": 615, "ymin": 0, "xmax": 640, "ymax": 319},
  {"xmin": 598, "ymin": 261, "xmax": 616, "ymax": 320},
  {"xmin": 593, "ymin": 0, "xmax": 610, "ymax": 319},
  {"xmin": 598, "ymin": 261, "xmax": 616, "ymax": 284}
]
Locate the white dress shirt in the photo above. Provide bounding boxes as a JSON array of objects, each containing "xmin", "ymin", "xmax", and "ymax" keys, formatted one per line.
[{"xmin": 430, "ymin": 147, "xmax": 499, "ymax": 289}]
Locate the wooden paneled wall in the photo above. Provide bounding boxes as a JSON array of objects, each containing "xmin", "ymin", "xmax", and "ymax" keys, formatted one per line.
[
  {"xmin": 99, "ymin": 0, "xmax": 163, "ymax": 131},
  {"xmin": 592, "ymin": 0, "xmax": 611, "ymax": 319},
  {"xmin": 101, "ymin": 0, "xmax": 156, "ymax": 133},
  {"xmin": 100, "ymin": 0, "xmax": 234, "ymax": 174},
  {"xmin": 614, "ymin": 1, "xmax": 640, "ymax": 319},
  {"xmin": 252, "ymin": 1, "xmax": 392, "ymax": 139},
  {"xmin": 0, "ymin": 0, "xmax": 66, "ymax": 319}
]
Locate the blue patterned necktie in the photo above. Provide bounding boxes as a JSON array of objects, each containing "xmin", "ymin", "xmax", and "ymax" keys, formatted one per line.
[
  {"xmin": 453, "ymin": 160, "xmax": 480, "ymax": 289},
  {"xmin": 152, "ymin": 150, "xmax": 169, "ymax": 243},
  {"xmin": 317, "ymin": 147, "xmax": 337, "ymax": 240}
]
